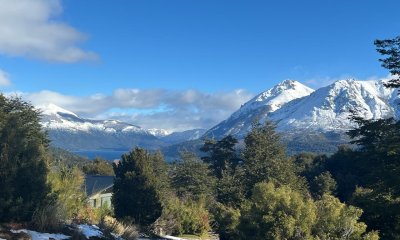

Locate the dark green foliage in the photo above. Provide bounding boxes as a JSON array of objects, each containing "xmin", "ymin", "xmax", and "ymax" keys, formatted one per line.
[
  {"xmin": 322, "ymin": 118, "xmax": 400, "ymax": 239},
  {"xmin": 293, "ymin": 152, "xmax": 328, "ymax": 179},
  {"xmin": 170, "ymin": 152, "xmax": 216, "ymax": 199},
  {"xmin": 215, "ymin": 169, "xmax": 245, "ymax": 208},
  {"xmin": 242, "ymin": 121, "xmax": 304, "ymax": 194},
  {"xmin": 310, "ymin": 171, "xmax": 337, "ymax": 199},
  {"xmin": 0, "ymin": 96, "xmax": 50, "ymax": 222},
  {"xmin": 0, "ymin": 97, "xmax": 49, "ymax": 220},
  {"xmin": 375, "ymin": 36, "xmax": 400, "ymax": 88},
  {"xmin": 325, "ymin": 145, "xmax": 361, "ymax": 200},
  {"xmin": 148, "ymin": 151, "xmax": 171, "ymax": 202},
  {"xmin": 352, "ymin": 187, "xmax": 400, "ymax": 240},
  {"xmin": 82, "ymin": 157, "xmax": 114, "ymax": 176},
  {"xmin": 200, "ymin": 135, "xmax": 240, "ymax": 179},
  {"xmin": 112, "ymin": 148, "xmax": 164, "ymax": 227}
]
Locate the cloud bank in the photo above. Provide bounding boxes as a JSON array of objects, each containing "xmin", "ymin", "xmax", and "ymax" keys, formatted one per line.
[
  {"xmin": 20, "ymin": 88, "xmax": 254, "ymax": 131},
  {"xmin": 0, "ymin": 0, "xmax": 97, "ymax": 62}
]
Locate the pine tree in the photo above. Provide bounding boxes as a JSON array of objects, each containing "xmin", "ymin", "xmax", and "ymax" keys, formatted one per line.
[
  {"xmin": 242, "ymin": 121, "xmax": 303, "ymax": 194},
  {"xmin": 112, "ymin": 147, "xmax": 164, "ymax": 227},
  {"xmin": 200, "ymin": 135, "xmax": 240, "ymax": 179},
  {"xmin": 375, "ymin": 36, "xmax": 400, "ymax": 88},
  {"xmin": 0, "ymin": 96, "xmax": 50, "ymax": 222},
  {"xmin": 345, "ymin": 118, "xmax": 400, "ymax": 239},
  {"xmin": 171, "ymin": 152, "xmax": 216, "ymax": 199}
]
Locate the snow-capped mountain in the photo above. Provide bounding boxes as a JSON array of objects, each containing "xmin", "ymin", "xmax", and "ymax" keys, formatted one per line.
[
  {"xmin": 205, "ymin": 79, "xmax": 400, "ymax": 150},
  {"xmin": 269, "ymin": 79, "xmax": 399, "ymax": 131},
  {"xmin": 38, "ymin": 104, "xmax": 208, "ymax": 152},
  {"xmin": 160, "ymin": 128, "xmax": 207, "ymax": 145},
  {"xmin": 205, "ymin": 80, "xmax": 315, "ymax": 137},
  {"xmin": 148, "ymin": 128, "xmax": 172, "ymax": 137},
  {"xmin": 39, "ymin": 103, "xmax": 149, "ymax": 134},
  {"xmin": 38, "ymin": 104, "xmax": 165, "ymax": 151}
]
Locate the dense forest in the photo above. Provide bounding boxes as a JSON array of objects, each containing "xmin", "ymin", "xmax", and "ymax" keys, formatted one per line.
[{"xmin": 1, "ymin": 37, "xmax": 400, "ymax": 239}]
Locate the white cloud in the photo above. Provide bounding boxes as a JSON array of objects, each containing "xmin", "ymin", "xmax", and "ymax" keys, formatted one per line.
[
  {"xmin": 0, "ymin": 0, "xmax": 97, "ymax": 62},
  {"xmin": 18, "ymin": 88, "xmax": 254, "ymax": 132},
  {"xmin": 0, "ymin": 69, "xmax": 11, "ymax": 87}
]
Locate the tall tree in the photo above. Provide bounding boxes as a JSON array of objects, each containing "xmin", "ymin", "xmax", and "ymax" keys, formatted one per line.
[
  {"xmin": 242, "ymin": 121, "xmax": 303, "ymax": 194},
  {"xmin": 375, "ymin": 36, "xmax": 400, "ymax": 88},
  {"xmin": 201, "ymin": 135, "xmax": 240, "ymax": 179},
  {"xmin": 170, "ymin": 152, "xmax": 216, "ymax": 199},
  {"xmin": 0, "ymin": 96, "xmax": 50, "ymax": 222},
  {"xmin": 112, "ymin": 148, "xmax": 164, "ymax": 227},
  {"xmin": 346, "ymin": 117, "xmax": 400, "ymax": 239}
]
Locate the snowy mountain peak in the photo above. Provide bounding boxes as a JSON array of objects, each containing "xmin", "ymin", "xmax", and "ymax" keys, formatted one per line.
[
  {"xmin": 148, "ymin": 128, "xmax": 172, "ymax": 137},
  {"xmin": 205, "ymin": 80, "xmax": 314, "ymax": 137},
  {"xmin": 234, "ymin": 79, "xmax": 314, "ymax": 118},
  {"xmin": 37, "ymin": 103, "xmax": 78, "ymax": 117}
]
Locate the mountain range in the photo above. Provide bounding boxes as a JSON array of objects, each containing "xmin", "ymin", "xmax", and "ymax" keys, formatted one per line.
[
  {"xmin": 38, "ymin": 103, "xmax": 206, "ymax": 152},
  {"xmin": 37, "ymin": 79, "xmax": 400, "ymax": 158}
]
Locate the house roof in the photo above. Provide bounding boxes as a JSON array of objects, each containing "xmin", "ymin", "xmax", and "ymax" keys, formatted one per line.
[{"xmin": 85, "ymin": 175, "xmax": 114, "ymax": 197}]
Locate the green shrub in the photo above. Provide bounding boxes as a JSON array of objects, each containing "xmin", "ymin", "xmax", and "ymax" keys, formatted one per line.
[
  {"xmin": 211, "ymin": 202, "xmax": 241, "ymax": 240},
  {"xmin": 158, "ymin": 197, "xmax": 211, "ymax": 236}
]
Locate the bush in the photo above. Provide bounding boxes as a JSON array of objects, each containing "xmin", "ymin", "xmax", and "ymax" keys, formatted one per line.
[
  {"xmin": 238, "ymin": 182, "xmax": 316, "ymax": 240},
  {"xmin": 211, "ymin": 202, "xmax": 241, "ymax": 240},
  {"xmin": 31, "ymin": 202, "xmax": 63, "ymax": 232},
  {"xmin": 100, "ymin": 216, "xmax": 139, "ymax": 240},
  {"xmin": 157, "ymin": 197, "xmax": 211, "ymax": 237},
  {"xmin": 47, "ymin": 166, "xmax": 87, "ymax": 221}
]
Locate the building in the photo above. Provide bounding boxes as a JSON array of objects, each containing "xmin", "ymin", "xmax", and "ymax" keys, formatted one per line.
[{"xmin": 85, "ymin": 175, "xmax": 114, "ymax": 209}]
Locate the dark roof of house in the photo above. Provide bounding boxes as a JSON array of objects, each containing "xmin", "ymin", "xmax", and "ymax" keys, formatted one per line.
[{"xmin": 85, "ymin": 175, "xmax": 114, "ymax": 197}]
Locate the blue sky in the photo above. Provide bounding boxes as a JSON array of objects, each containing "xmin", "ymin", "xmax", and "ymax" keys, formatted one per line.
[{"xmin": 0, "ymin": 0, "xmax": 399, "ymax": 131}]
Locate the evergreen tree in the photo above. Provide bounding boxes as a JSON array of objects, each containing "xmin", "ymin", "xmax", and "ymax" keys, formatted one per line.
[
  {"xmin": 344, "ymin": 118, "xmax": 400, "ymax": 239},
  {"xmin": 242, "ymin": 121, "xmax": 303, "ymax": 194},
  {"xmin": 216, "ymin": 169, "xmax": 245, "ymax": 207},
  {"xmin": 171, "ymin": 152, "xmax": 216, "ymax": 199},
  {"xmin": 200, "ymin": 135, "xmax": 240, "ymax": 179},
  {"xmin": 112, "ymin": 147, "xmax": 164, "ymax": 227},
  {"xmin": 375, "ymin": 36, "xmax": 400, "ymax": 88},
  {"xmin": 0, "ymin": 96, "xmax": 50, "ymax": 222},
  {"xmin": 310, "ymin": 171, "xmax": 337, "ymax": 199}
]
